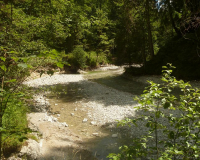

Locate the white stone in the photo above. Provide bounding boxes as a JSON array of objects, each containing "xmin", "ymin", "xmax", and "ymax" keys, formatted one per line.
[
  {"xmin": 71, "ymin": 113, "xmax": 74, "ymax": 116},
  {"xmin": 48, "ymin": 117, "xmax": 52, "ymax": 122},
  {"xmin": 62, "ymin": 122, "xmax": 68, "ymax": 127},
  {"xmin": 82, "ymin": 118, "xmax": 88, "ymax": 123},
  {"xmin": 55, "ymin": 104, "xmax": 58, "ymax": 106},
  {"xmin": 92, "ymin": 133, "xmax": 99, "ymax": 136},
  {"xmin": 90, "ymin": 121, "xmax": 97, "ymax": 125},
  {"xmin": 20, "ymin": 139, "xmax": 40, "ymax": 159},
  {"xmin": 53, "ymin": 117, "xmax": 58, "ymax": 122}
]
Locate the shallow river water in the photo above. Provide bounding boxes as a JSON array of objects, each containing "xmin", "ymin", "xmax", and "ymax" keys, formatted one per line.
[{"xmin": 47, "ymin": 68, "xmax": 149, "ymax": 160}]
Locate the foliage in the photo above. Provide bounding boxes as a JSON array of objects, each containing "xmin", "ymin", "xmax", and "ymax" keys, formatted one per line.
[
  {"xmin": 71, "ymin": 46, "xmax": 87, "ymax": 69},
  {"xmin": 86, "ymin": 51, "xmax": 98, "ymax": 68},
  {"xmin": 108, "ymin": 64, "xmax": 200, "ymax": 159},
  {"xmin": 0, "ymin": 0, "xmax": 199, "ymax": 158},
  {"xmin": 2, "ymin": 96, "xmax": 29, "ymax": 157}
]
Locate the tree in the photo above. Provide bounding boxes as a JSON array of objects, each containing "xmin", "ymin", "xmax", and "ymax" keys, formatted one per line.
[{"xmin": 146, "ymin": 0, "xmax": 155, "ymax": 59}]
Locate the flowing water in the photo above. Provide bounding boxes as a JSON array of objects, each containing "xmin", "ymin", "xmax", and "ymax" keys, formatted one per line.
[{"xmin": 47, "ymin": 68, "xmax": 149, "ymax": 160}]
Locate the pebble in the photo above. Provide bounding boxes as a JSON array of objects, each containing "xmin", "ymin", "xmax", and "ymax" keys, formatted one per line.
[
  {"xmin": 112, "ymin": 134, "xmax": 118, "ymax": 138},
  {"xmin": 82, "ymin": 118, "xmax": 88, "ymax": 123},
  {"xmin": 92, "ymin": 133, "xmax": 99, "ymax": 136},
  {"xmin": 71, "ymin": 113, "xmax": 74, "ymax": 116},
  {"xmin": 90, "ymin": 121, "xmax": 97, "ymax": 125},
  {"xmin": 61, "ymin": 122, "xmax": 68, "ymax": 127},
  {"xmin": 55, "ymin": 104, "xmax": 58, "ymax": 106},
  {"xmin": 81, "ymin": 129, "xmax": 87, "ymax": 132}
]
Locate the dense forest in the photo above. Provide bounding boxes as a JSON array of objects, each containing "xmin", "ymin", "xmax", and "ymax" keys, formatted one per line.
[
  {"xmin": 1, "ymin": 0, "xmax": 200, "ymax": 76},
  {"xmin": 0, "ymin": 0, "xmax": 200, "ymax": 159}
]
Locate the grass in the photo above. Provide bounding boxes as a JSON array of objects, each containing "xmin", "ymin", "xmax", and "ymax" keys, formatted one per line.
[{"xmin": 2, "ymin": 96, "xmax": 29, "ymax": 158}]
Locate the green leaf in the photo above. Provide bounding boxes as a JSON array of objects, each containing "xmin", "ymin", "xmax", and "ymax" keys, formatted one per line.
[
  {"xmin": 0, "ymin": 57, "xmax": 6, "ymax": 62},
  {"xmin": 11, "ymin": 57, "xmax": 19, "ymax": 62},
  {"xmin": 0, "ymin": 65, "xmax": 6, "ymax": 71},
  {"xmin": 174, "ymin": 150, "xmax": 183, "ymax": 155},
  {"xmin": 22, "ymin": 58, "xmax": 28, "ymax": 63},
  {"xmin": 56, "ymin": 62, "xmax": 64, "ymax": 68},
  {"xmin": 194, "ymin": 154, "xmax": 199, "ymax": 158},
  {"xmin": 4, "ymin": 79, "xmax": 16, "ymax": 83},
  {"xmin": 141, "ymin": 143, "xmax": 146, "ymax": 148},
  {"xmin": 18, "ymin": 63, "xmax": 28, "ymax": 68}
]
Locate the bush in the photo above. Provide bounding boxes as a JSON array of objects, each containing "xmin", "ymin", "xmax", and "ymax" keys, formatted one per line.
[
  {"xmin": 108, "ymin": 64, "xmax": 200, "ymax": 160},
  {"xmin": 72, "ymin": 46, "xmax": 87, "ymax": 69},
  {"xmin": 1, "ymin": 93, "xmax": 29, "ymax": 157},
  {"xmin": 86, "ymin": 51, "xmax": 98, "ymax": 68}
]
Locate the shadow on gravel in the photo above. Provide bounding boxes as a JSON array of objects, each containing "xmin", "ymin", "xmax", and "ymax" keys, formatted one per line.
[
  {"xmin": 37, "ymin": 73, "xmax": 154, "ymax": 160},
  {"xmin": 45, "ymin": 79, "xmax": 144, "ymax": 107},
  {"xmin": 88, "ymin": 75, "xmax": 148, "ymax": 95},
  {"xmin": 39, "ymin": 146, "xmax": 98, "ymax": 160}
]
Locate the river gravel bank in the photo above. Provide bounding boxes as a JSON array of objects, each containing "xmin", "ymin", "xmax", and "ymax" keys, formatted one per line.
[
  {"xmin": 15, "ymin": 69, "xmax": 200, "ymax": 160},
  {"xmin": 24, "ymin": 73, "xmax": 140, "ymax": 125},
  {"xmin": 18, "ymin": 72, "xmax": 143, "ymax": 160}
]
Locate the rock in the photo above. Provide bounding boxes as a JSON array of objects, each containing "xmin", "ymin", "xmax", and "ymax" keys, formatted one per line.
[
  {"xmin": 82, "ymin": 118, "xmax": 88, "ymax": 123},
  {"xmin": 47, "ymin": 117, "xmax": 52, "ymax": 122},
  {"xmin": 92, "ymin": 133, "xmax": 99, "ymax": 136},
  {"xmin": 112, "ymin": 134, "xmax": 118, "ymax": 138},
  {"xmin": 61, "ymin": 122, "xmax": 68, "ymax": 127},
  {"xmin": 71, "ymin": 113, "xmax": 74, "ymax": 116},
  {"xmin": 55, "ymin": 104, "xmax": 58, "ymax": 106},
  {"xmin": 74, "ymin": 108, "xmax": 77, "ymax": 111},
  {"xmin": 81, "ymin": 129, "xmax": 87, "ymax": 132},
  {"xmin": 77, "ymin": 69, "xmax": 87, "ymax": 74},
  {"xmin": 19, "ymin": 139, "xmax": 41, "ymax": 159},
  {"xmin": 52, "ymin": 117, "xmax": 58, "ymax": 122},
  {"xmin": 90, "ymin": 121, "xmax": 97, "ymax": 125},
  {"xmin": 57, "ymin": 114, "xmax": 60, "ymax": 117}
]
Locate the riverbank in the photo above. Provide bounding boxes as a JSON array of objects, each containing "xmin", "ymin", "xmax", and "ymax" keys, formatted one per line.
[
  {"xmin": 21, "ymin": 72, "xmax": 140, "ymax": 159},
  {"xmin": 6, "ymin": 65, "xmax": 133, "ymax": 159},
  {"xmin": 11, "ymin": 65, "xmax": 200, "ymax": 160}
]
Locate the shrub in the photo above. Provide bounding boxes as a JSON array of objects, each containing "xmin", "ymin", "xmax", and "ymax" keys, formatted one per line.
[
  {"xmin": 72, "ymin": 46, "xmax": 87, "ymax": 69},
  {"xmin": 86, "ymin": 51, "xmax": 98, "ymax": 68},
  {"xmin": 108, "ymin": 64, "xmax": 200, "ymax": 160}
]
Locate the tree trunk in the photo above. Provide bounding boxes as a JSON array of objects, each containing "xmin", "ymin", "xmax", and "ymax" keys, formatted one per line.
[
  {"xmin": 142, "ymin": 23, "xmax": 146, "ymax": 70},
  {"xmin": 166, "ymin": 0, "xmax": 182, "ymax": 37},
  {"xmin": 146, "ymin": 0, "xmax": 154, "ymax": 59}
]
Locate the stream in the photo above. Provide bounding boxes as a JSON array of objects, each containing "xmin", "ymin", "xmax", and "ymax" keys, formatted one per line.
[{"xmin": 46, "ymin": 67, "xmax": 150, "ymax": 160}]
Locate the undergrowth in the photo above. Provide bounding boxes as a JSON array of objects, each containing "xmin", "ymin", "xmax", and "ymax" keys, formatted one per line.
[{"xmin": 108, "ymin": 64, "xmax": 200, "ymax": 160}]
